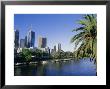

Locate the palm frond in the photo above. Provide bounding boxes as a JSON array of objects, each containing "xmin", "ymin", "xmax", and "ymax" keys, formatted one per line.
[
  {"xmin": 72, "ymin": 27, "xmax": 84, "ymax": 32},
  {"xmin": 71, "ymin": 14, "xmax": 97, "ymax": 60},
  {"xmin": 74, "ymin": 37, "xmax": 84, "ymax": 49},
  {"xmin": 71, "ymin": 31, "xmax": 85, "ymax": 43}
]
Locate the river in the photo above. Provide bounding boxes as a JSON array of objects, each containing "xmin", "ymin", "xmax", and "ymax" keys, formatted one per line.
[{"xmin": 14, "ymin": 58, "xmax": 96, "ymax": 76}]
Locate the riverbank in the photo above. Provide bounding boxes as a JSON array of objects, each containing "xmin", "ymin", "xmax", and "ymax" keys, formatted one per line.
[{"xmin": 14, "ymin": 58, "xmax": 73, "ymax": 66}]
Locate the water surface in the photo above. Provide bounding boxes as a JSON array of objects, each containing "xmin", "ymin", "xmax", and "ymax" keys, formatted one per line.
[{"xmin": 14, "ymin": 59, "xmax": 96, "ymax": 76}]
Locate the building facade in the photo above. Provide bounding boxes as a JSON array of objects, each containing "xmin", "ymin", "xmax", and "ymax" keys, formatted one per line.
[
  {"xmin": 38, "ymin": 36, "xmax": 47, "ymax": 48},
  {"xmin": 20, "ymin": 39, "xmax": 25, "ymax": 48},
  {"xmin": 54, "ymin": 45, "xmax": 56, "ymax": 52},
  {"xmin": 58, "ymin": 43, "xmax": 61, "ymax": 52},
  {"xmin": 25, "ymin": 36, "xmax": 27, "ymax": 47},
  {"xmin": 14, "ymin": 29, "xmax": 19, "ymax": 48},
  {"xmin": 27, "ymin": 29, "xmax": 35, "ymax": 48}
]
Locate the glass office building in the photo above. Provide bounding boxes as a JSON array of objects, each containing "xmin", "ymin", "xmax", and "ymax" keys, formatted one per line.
[{"xmin": 27, "ymin": 29, "xmax": 35, "ymax": 48}]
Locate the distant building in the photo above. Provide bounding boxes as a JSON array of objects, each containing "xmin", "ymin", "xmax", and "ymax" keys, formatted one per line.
[
  {"xmin": 25, "ymin": 36, "xmax": 27, "ymax": 47},
  {"xmin": 53, "ymin": 45, "xmax": 56, "ymax": 52},
  {"xmin": 51, "ymin": 49, "xmax": 54, "ymax": 54},
  {"xmin": 20, "ymin": 39, "xmax": 25, "ymax": 48},
  {"xmin": 58, "ymin": 43, "xmax": 61, "ymax": 52},
  {"xmin": 38, "ymin": 36, "xmax": 47, "ymax": 48},
  {"xmin": 45, "ymin": 47, "xmax": 50, "ymax": 54},
  {"xmin": 14, "ymin": 29, "xmax": 19, "ymax": 48},
  {"xmin": 27, "ymin": 28, "xmax": 35, "ymax": 48},
  {"xmin": 51, "ymin": 45, "xmax": 56, "ymax": 55}
]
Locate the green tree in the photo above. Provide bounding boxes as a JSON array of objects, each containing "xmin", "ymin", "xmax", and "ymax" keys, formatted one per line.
[
  {"xmin": 35, "ymin": 49, "xmax": 42, "ymax": 59},
  {"xmin": 22, "ymin": 48, "xmax": 32, "ymax": 64},
  {"xmin": 71, "ymin": 14, "xmax": 97, "ymax": 63}
]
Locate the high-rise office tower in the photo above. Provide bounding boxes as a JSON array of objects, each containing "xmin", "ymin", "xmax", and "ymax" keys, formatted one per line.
[
  {"xmin": 20, "ymin": 39, "xmax": 25, "ymax": 48},
  {"xmin": 54, "ymin": 45, "xmax": 56, "ymax": 52},
  {"xmin": 58, "ymin": 43, "xmax": 61, "ymax": 52},
  {"xmin": 14, "ymin": 29, "xmax": 19, "ymax": 48},
  {"xmin": 38, "ymin": 36, "xmax": 47, "ymax": 48},
  {"xmin": 25, "ymin": 36, "xmax": 27, "ymax": 47},
  {"xmin": 27, "ymin": 28, "xmax": 35, "ymax": 48}
]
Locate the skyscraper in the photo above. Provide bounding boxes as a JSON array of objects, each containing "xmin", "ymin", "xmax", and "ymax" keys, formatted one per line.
[
  {"xmin": 27, "ymin": 28, "xmax": 35, "ymax": 48},
  {"xmin": 38, "ymin": 36, "xmax": 47, "ymax": 48},
  {"xmin": 20, "ymin": 39, "xmax": 25, "ymax": 48},
  {"xmin": 58, "ymin": 43, "xmax": 61, "ymax": 52},
  {"xmin": 25, "ymin": 36, "xmax": 27, "ymax": 47},
  {"xmin": 14, "ymin": 29, "xmax": 19, "ymax": 48},
  {"xmin": 54, "ymin": 45, "xmax": 56, "ymax": 52}
]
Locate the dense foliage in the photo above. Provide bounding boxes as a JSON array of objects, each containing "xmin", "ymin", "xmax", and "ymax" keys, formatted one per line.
[
  {"xmin": 71, "ymin": 14, "xmax": 97, "ymax": 63},
  {"xmin": 14, "ymin": 48, "xmax": 74, "ymax": 64}
]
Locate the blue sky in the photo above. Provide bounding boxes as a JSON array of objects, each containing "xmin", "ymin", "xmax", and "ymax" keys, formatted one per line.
[{"xmin": 14, "ymin": 14, "xmax": 85, "ymax": 52}]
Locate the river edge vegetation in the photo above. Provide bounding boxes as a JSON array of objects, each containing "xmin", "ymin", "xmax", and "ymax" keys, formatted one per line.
[
  {"xmin": 14, "ymin": 14, "xmax": 97, "ymax": 65},
  {"xmin": 14, "ymin": 48, "xmax": 74, "ymax": 64}
]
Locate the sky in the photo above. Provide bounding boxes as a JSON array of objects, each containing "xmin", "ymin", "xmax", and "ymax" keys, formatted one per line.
[{"xmin": 14, "ymin": 14, "xmax": 85, "ymax": 52}]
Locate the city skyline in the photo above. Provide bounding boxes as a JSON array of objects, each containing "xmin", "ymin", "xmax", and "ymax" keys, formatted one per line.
[
  {"xmin": 14, "ymin": 29, "xmax": 62, "ymax": 52},
  {"xmin": 14, "ymin": 14, "xmax": 85, "ymax": 52}
]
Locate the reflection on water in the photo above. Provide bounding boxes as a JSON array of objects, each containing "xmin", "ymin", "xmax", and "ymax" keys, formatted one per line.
[{"xmin": 14, "ymin": 59, "xmax": 96, "ymax": 76}]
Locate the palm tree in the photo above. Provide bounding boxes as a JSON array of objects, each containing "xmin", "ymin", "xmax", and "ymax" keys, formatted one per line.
[{"xmin": 71, "ymin": 14, "xmax": 97, "ymax": 63}]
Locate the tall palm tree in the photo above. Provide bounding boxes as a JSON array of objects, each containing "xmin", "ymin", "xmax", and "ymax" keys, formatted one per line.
[{"xmin": 71, "ymin": 14, "xmax": 97, "ymax": 63}]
